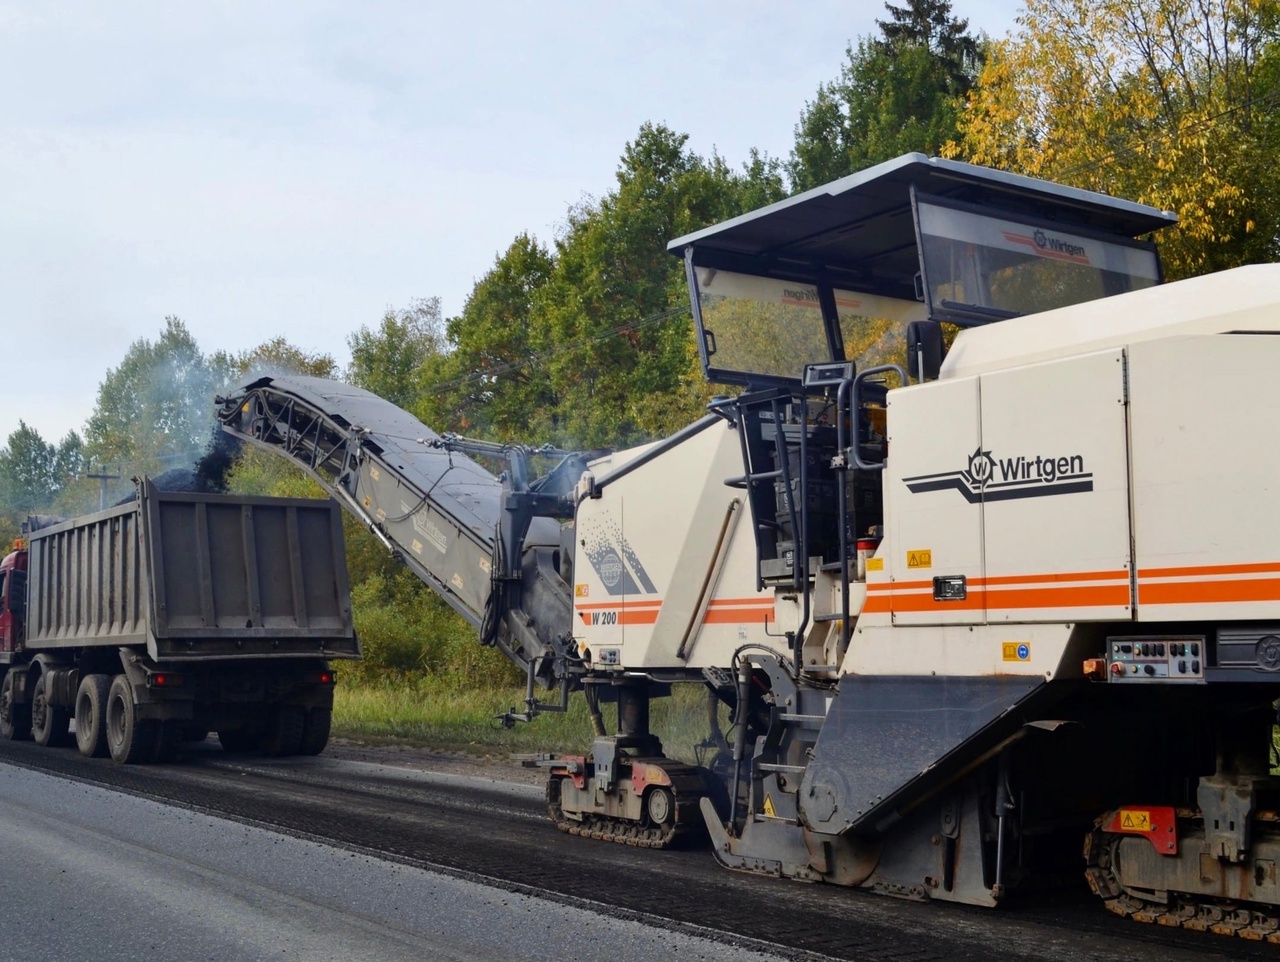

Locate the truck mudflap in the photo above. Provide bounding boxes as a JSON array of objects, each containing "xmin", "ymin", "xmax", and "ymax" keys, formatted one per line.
[{"xmin": 1085, "ymin": 802, "xmax": 1280, "ymax": 940}]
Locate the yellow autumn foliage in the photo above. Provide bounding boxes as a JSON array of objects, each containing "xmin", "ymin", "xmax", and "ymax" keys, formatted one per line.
[{"xmin": 946, "ymin": 0, "xmax": 1279, "ymax": 278}]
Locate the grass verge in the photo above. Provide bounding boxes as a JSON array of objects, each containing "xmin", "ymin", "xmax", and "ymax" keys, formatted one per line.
[{"xmin": 332, "ymin": 676, "xmax": 727, "ymax": 762}]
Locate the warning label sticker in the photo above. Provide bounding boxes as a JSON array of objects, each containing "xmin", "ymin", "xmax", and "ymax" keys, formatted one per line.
[
  {"xmin": 907, "ymin": 549, "xmax": 932, "ymax": 569},
  {"xmin": 762, "ymin": 794, "xmax": 777, "ymax": 818},
  {"xmin": 1120, "ymin": 809, "xmax": 1151, "ymax": 831}
]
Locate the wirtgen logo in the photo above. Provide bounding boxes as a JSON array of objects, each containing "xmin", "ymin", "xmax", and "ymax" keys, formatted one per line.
[
  {"xmin": 905, "ymin": 446, "xmax": 1092, "ymax": 503},
  {"xmin": 579, "ymin": 520, "xmax": 658, "ymax": 596},
  {"xmin": 1003, "ymin": 229, "xmax": 1091, "ymax": 265}
]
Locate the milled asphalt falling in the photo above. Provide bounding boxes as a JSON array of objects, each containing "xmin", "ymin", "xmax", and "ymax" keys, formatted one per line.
[{"xmin": 0, "ymin": 763, "xmax": 788, "ymax": 962}]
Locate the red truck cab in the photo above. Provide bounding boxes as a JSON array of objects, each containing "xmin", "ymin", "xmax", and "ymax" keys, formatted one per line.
[{"xmin": 0, "ymin": 541, "xmax": 27, "ymax": 656}]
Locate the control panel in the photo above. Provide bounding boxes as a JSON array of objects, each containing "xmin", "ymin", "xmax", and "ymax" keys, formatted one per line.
[
  {"xmin": 1106, "ymin": 636, "xmax": 1204, "ymax": 683},
  {"xmin": 802, "ymin": 361, "xmax": 854, "ymax": 391}
]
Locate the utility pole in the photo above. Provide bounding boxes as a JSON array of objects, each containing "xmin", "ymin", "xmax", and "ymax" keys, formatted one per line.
[{"xmin": 85, "ymin": 467, "xmax": 122, "ymax": 511}]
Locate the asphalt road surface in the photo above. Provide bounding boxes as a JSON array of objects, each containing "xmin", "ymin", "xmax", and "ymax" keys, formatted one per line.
[
  {"xmin": 0, "ymin": 737, "xmax": 1264, "ymax": 962},
  {"xmin": 0, "ymin": 762, "xmax": 792, "ymax": 962}
]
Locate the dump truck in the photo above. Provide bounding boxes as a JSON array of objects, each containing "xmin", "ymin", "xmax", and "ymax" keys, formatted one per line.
[
  {"xmin": 217, "ymin": 153, "xmax": 1280, "ymax": 939},
  {"xmin": 0, "ymin": 478, "xmax": 359, "ymax": 762}
]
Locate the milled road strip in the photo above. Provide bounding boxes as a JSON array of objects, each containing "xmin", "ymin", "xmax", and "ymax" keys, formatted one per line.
[{"xmin": 0, "ymin": 761, "xmax": 798, "ymax": 962}]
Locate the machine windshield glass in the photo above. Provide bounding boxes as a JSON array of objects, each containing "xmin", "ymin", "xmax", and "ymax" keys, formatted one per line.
[
  {"xmin": 916, "ymin": 199, "xmax": 1162, "ymax": 325},
  {"xmin": 692, "ymin": 268, "xmax": 830, "ymax": 383},
  {"xmin": 836, "ymin": 293, "xmax": 928, "ymax": 374},
  {"xmin": 693, "ymin": 268, "xmax": 928, "ymax": 385}
]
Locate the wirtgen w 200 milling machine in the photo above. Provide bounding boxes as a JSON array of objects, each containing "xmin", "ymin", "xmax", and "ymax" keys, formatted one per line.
[{"xmin": 219, "ymin": 153, "xmax": 1280, "ymax": 937}]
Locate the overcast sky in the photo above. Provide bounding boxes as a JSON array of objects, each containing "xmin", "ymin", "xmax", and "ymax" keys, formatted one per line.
[{"xmin": 1, "ymin": 1, "xmax": 1019, "ymax": 447}]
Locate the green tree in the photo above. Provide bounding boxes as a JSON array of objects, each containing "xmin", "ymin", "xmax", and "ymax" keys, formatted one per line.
[
  {"xmin": 789, "ymin": 0, "xmax": 984, "ymax": 190},
  {"xmin": 534, "ymin": 123, "xmax": 787, "ymax": 447},
  {"xmin": 0, "ymin": 515, "xmax": 18, "ymax": 553},
  {"xmin": 83, "ymin": 317, "xmax": 237, "ymax": 483},
  {"xmin": 0, "ymin": 423, "xmax": 85, "ymax": 517},
  {"xmin": 418, "ymin": 235, "xmax": 557, "ymax": 439},
  {"xmin": 236, "ymin": 336, "xmax": 338, "ymax": 380},
  {"xmin": 877, "ymin": 0, "xmax": 981, "ymax": 70},
  {"xmin": 347, "ymin": 298, "xmax": 444, "ymax": 410},
  {"xmin": 419, "ymin": 124, "xmax": 785, "ymax": 450}
]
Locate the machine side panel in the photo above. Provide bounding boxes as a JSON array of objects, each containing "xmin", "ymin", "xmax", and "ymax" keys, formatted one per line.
[
  {"xmin": 1130, "ymin": 334, "xmax": 1280, "ymax": 620},
  {"xmin": 978, "ymin": 349, "xmax": 1132, "ymax": 623},
  {"xmin": 881, "ymin": 378, "xmax": 985, "ymax": 625},
  {"xmin": 573, "ymin": 422, "xmax": 777, "ymax": 670}
]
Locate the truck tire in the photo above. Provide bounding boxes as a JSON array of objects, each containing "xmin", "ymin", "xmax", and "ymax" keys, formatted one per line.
[
  {"xmin": 32, "ymin": 676, "xmax": 72, "ymax": 748},
  {"xmin": 218, "ymin": 729, "xmax": 258, "ymax": 753},
  {"xmin": 105, "ymin": 674, "xmax": 157, "ymax": 764},
  {"xmin": 297, "ymin": 708, "xmax": 332, "ymax": 756},
  {"xmin": 260, "ymin": 705, "xmax": 305, "ymax": 756},
  {"xmin": 74, "ymin": 674, "xmax": 112, "ymax": 758},
  {"xmin": 0, "ymin": 672, "xmax": 31, "ymax": 741}
]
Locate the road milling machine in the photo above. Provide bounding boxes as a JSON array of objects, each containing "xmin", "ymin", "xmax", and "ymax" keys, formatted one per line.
[{"xmin": 219, "ymin": 152, "xmax": 1280, "ymax": 937}]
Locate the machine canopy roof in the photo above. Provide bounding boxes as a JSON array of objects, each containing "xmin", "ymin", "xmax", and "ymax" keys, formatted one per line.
[{"xmin": 667, "ymin": 153, "xmax": 1176, "ymax": 302}]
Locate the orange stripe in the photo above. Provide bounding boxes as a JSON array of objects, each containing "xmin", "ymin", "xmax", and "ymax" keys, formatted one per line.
[
  {"xmin": 1140, "ymin": 561, "xmax": 1280, "ymax": 579},
  {"xmin": 707, "ymin": 597, "xmax": 772, "ymax": 608},
  {"xmin": 619, "ymin": 610, "xmax": 659, "ymax": 625},
  {"xmin": 1140, "ymin": 578, "xmax": 1280, "ymax": 606},
  {"xmin": 981, "ymin": 570, "xmax": 1127, "ymax": 587},
  {"xmin": 988, "ymin": 584, "xmax": 1129, "ymax": 609},
  {"xmin": 864, "ymin": 583, "xmax": 1129, "ymax": 614},
  {"xmin": 703, "ymin": 608, "xmax": 773, "ymax": 624},
  {"xmin": 879, "ymin": 591, "xmax": 985, "ymax": 613}
]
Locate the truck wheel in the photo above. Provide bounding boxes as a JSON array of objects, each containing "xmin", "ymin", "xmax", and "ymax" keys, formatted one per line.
[
  {"xmin": 297, "ymin": 708, "xmax": 332, "ymax": 756},
  {"xmin": 217, "ymin": 729, "xmax": 257, "ymax": 753},
  {"xmin": 0, "ymin": 672, "xmax": 31, "ymax": 741},
  {"xmin": 74, "ymin": 674, "xmax": 112, "ymax": 757},
  {"xmin": 260, "ymin": 705, "xmax": 305, "ymax": 756},
  {"xmin": 105, "ymin": 675, "xmax": 157, "ymax": 764},
  {"xmin": 32, "ymin": 676, "xmax": 72, "ymax": 748}
]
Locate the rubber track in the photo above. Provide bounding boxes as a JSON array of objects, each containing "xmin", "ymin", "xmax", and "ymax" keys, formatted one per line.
[
  {"xmin": 547, "ymin": 759, "xmax": 708, "ymax": 849},
  {"xmin": 1084, "ymin": 815, "xmax": 1280, "ymax": 941}
]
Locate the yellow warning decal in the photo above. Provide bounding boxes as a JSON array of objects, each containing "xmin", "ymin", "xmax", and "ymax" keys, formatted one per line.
[
  {"xmin": 762, "ymin": 794, "xmax": 777, "ymax": 818},
  {"xmin": 1002, "ymin": 642, "xmax": 1032, "ymax": 661},
  {"xmin": 575, "ymin": 583, "xmax": 590, "ymax": 598},
  {"xmin": 1120, "ymin": 809, "xmax": 1151, "ymax": 831},
  {"xmin": 362, "ymin": 495, "xmax": 372, "ymax": 509},
  {"xmin": 411, "ymin": 539, "xmax": 423, "ymax": 556},
  {"xmin": 866, "ymin": 557, "xmax": 884, "ymax": 572},
  {"xmin": 370, "ymin": 466, "xmax": 381, "ymax": 481},
  {"xmin": 907, "ymin": 549, "xmax": 932, "ymax": 569}
]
